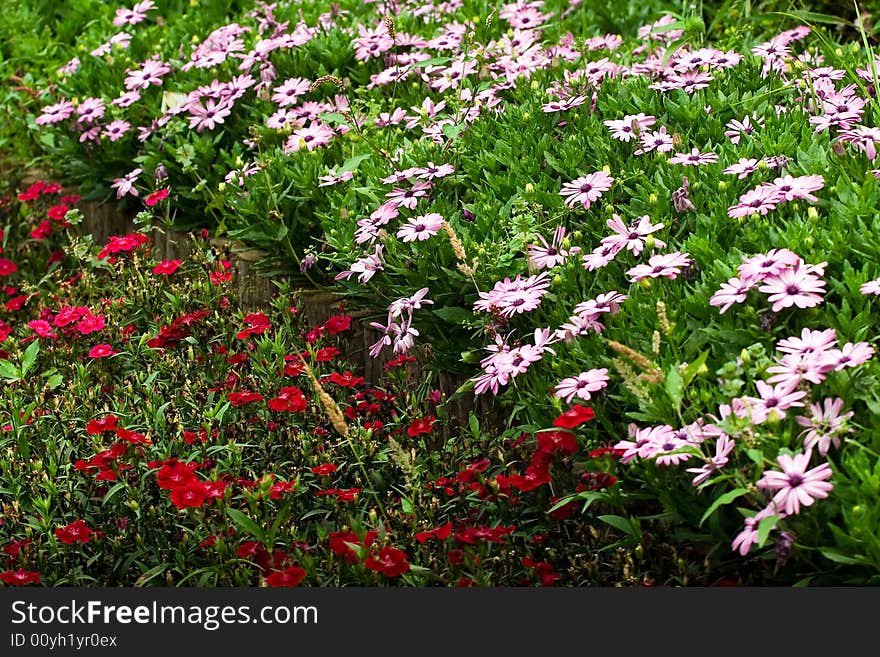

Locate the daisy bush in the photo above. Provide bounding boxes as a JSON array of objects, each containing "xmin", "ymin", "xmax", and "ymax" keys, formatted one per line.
[{"xmin": 5, "ymin": 0, "xmax": 880, "ymax": 585}]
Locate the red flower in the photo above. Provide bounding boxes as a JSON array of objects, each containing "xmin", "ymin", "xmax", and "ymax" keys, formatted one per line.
[
  {"xmin": 454, "ymin": 525, "xmax": 516, "ymax": 545},
  {"xmin": 328, "ymin": 530, "xmax": 377, "ymax": 564},
  {"xmin": 407, "ymin": 415, "xmax": 436, "ymax": 437},
  {"xmin": 283, "ymin": 357, "xmax": 305, "ymax": 377},
  {"xmin": 152, "ymin": 259, "xmax": 182, "ymax": 275},
  {"xmin": 88, "ymin": 344, "xmax": 117, "ymax": 358},
  {"xmin": 315, "ymin": 487, "xmax": 360, "ymax": 502},
  {"xmin": 267, "ymin": 386, "xmax": 307, "ymax": 412},
  {"xmin": 115, "ymin": 428, "xmax": 150, "ymax": 445},
  {"xmin": 17, "ymin": 182, "xmax": 44, "ymax": 202},
  {"xmin": 384, "ymin": 354, "xmax": 417, "ymax": 371},
  {"xmin": 552, "ymin": 405, "xmax": 595, "ymax": 429},
  {"xmin": 236, "ymin": 541, "xmax": 263, "ymax": 559},
  {"xmin": 522, "ymin": 557, "xmax": 562, "ymax": 586},
  {"xmin": 5, "ymin": 294, "xmax": 30, "ymax": 311},
  {"xmin": 28, "ymin": 320, "xmax": 57, "ymax": 339},
  {"xmin": 269, "ymin": 481, "xmax": 296, "ymax": 499},
  {"xmin": 310, "ymin": 463, "xmax": 338, "ymax": 476},
  {"xmin": 145, "ymin": 189, "xmax": 170, "ymax": 206},
  {"xmin": 496, "ymin": 470, "xmax": 549, "ymax": 493},
  {"xmin": 53, "ymin": 305, "xmax": 89, "ymax": 327},
  {"xmin": 75, "ymin": 314, "xmax": 105, "ymax": 335},
  {"xmin": 236, "ymin": 313, "xmax": 271, "ymax": 339},
  {"xmin": 414, "ymin": 522, "xmax": 453, "ymax": 543},
  {"xmin": 156, "ymin": 461, "xmax": 198, "ymax": 489},
  {"xmin": 0, "ymin": 569, "xmax": 41, "ymax": 586},
  {"xmin": 535, "ymin": 429, "xmax": 579, "ymax": 455},
  {"xmin": 30, "ymin": 221, "xmax": 52, "ymax": 240},
  {"xmin": 169, "ymin": 481, "xmax": 210, "ymax": 508},
  {"xmin": 323, "ymin": 314, "xmax": 351, "ymax": 334},
  {"xmin": 0, "ymin": 258, "xmax": 17, "ymax": 277},
  {"xmin": 266, "ymin": 566, "xmax": 306, "ymax": 587},
  {"xmin": 210, "ymin": 269, "xmax": 233, "ymax": 285},
  {"xmin": 227, "ymin": 391, "xmax": 264, "ymax": 407},
  {"xmin": 97, "ymin": 233, "xmax": 149, "ymax": 260},
  {"xmin": 86, "ymin": 414, "xmax": 119, "ymax": 435},
  {"xmin": 324, "ymin": 371, "xmax": 365, "ymax": 388},
  {"xmin": 314, "ymin": 347, "xmax": 339, "ymax": 361},
  {"xmin": 55, "ymin": 519, "xmax": 93, "ymax": 545},
  {"xmin": 364, "ymin": 546, "xmax": 410, "ymax": 577},
  {"xmin": 47, "ymin": 204, "xmax": 70, "ymax": 220},
  {"xmin": 2, "ymin": 538, "xmax": 32, "ymax": 558}
]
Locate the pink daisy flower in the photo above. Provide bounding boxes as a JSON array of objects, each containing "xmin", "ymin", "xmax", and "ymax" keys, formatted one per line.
[
  {"xmin": 36, "ymin": 100, "xmax": 75, "ymax": 125},
  {"xmin": 554, "ymin": 368, "xmax": 609, "ymax": 403},
  {"xmin": 603, "ymin": 113, "xmax": 656, "ymax": 142},
  {"xmin": 668, "ymin": 148, "xmax": 719, "ymax": 166},
  {"xmin": 727, "ymin": 185, "xmax": 782, "ymax": 218},
  {"xmin": 527, "ymin": 226, "xmax": 576, "ymax": 270},
  {"xmin": 559, "ymin": 171, "xmax": 614, "ymax": 210},
  {"xmin": 634, "ymin": 126, "xmax": 674, "ymax": 155},
  {"xmin": 626, "ymin": 252, "xmax": 692, "ymax": 282},
  {"xmin": 731, "ymin": 504, "xmax": 784, "ymax": 556},
  {"xmin": 724, "ymin": 114, "xmax": 764, "ymax": 144},
  {"xmin": 758, "ymin": 266, "xmax": 826, "ymax": 312},
  {"xmin": 271, "ymin": 77, "xmax": 311, "ymax": 107},
  {"xmin": 709, "ymin": 276, "xmax": 756, "ymax": 313},
  {"xmin": 860, "ymin": 277, "xmax": 880, "ymax": 295},
  {"xmin": 397, "ymin": 213, "xmax": 444, "ymax": 242},
  {"xmin": 765, "ymin": 174, "xmax": 824, "ymax": 202},
  {"xmin": 738, "ymin": 248, "xmax": 801, "ymax": 283},
  {"xmin": 284, "ymin": 123, "xmax": 335, "ymax": 153},
  {"xmin": 757, "ymin": 451, "xmax": 833, "ymax": 516},
  {"xmin": 601, "ymin": 215, "xmax": 665, "ymax": 256},
  {"xmin": 797, "ymin": 398, "xmax": 852, "ymax": 457},
  {"xmin": 745, "ymin": 380, "xmax": 807, "ymax": 424},
  {"xmin": 722, "ymin": 158, "xmax": 761, "ymax": 178}
]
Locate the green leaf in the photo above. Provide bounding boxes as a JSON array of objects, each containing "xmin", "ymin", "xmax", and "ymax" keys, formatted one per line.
[
  {"xmin": 432, "ymin": 306, "xmax": 473, "ymax": 324},
  {"xmin": 756, "ymin": 514, "xmax": 779, "ymax": 548},
  {"xmin": 21, "ymin": 339, "xmax": 40, "ymax": 377},
  {"xmin": 319, "ymin": 112, "xmax": 349, "ymax": 126},
  {"xmin": 400, "ymin": 497, "xmax": 413, "ymax": 514},
  {"xmin": 46, "ymin": 373, "xmax": 63, "ymax": 390},
  {"xmin": 820, "ymin": 550, "xmax": 867, "ymax": 565},
  {"xmin": 746, "ymin": 449, "xmax": 764, "ymax": 465},
  {"xmin": 700, "ymin": 488, "xmax": 748, "ymax": 526},
  {"xmin": 548, "ymin": 491, "xmax": 605, "ymax": 514},
  {"xmin": 338, "ymin": 153, "xmax": 371, "ymax": 174},
  {"xmin": 665, "ymin": 366, "xmax": 684, "ymax": 412},
  {"xmin": 598, "ymin": 515, "xmax": 640, "ymax": 539},
  {"xmin": 102, "ymin": 482, "xmax": 129, "ymax": 506},
  {"xmin": 407, "ymin": 56, "xmax": 453, "ymax": 68},
  {"xmin": 135, "ymin": 563, "xmax": 171, "ymax": 587},
  {"xmin": 0, "ymin": 359, "xmax": 20, "ymax": 381},
  {"xmin": 681, "ymin": 350, "xmax": 709, "ymax": 386},
  {"xmin": 441, "ymin": 123, "xmax": 465, "ymax": 140},
  {"xmin": 468, "ymin": 413, "xmax": 480, "ymax": 438},
  {"xmin": 226, "ymin": 508, "xmax": 267, "ymax": 543}
]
